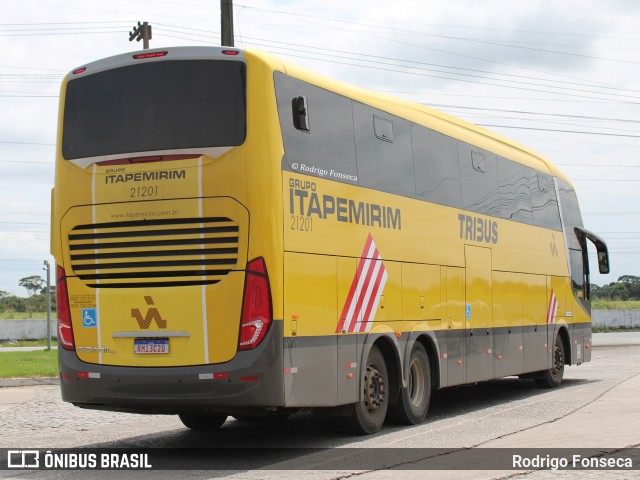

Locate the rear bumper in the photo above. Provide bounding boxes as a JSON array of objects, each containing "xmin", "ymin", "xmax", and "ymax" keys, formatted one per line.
[{"xmin": 58, "ymin": 321, "xmax": 284, "ymax": 415}]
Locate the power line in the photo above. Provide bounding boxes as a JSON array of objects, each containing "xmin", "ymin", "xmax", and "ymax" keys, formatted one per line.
[
  {"xmin": 557, "ymin": 164, "xmax": 640, "ymax": 168},
  {"xmin": 265, "ymin": 49, "xmax": 640, "ymax": 105},
  {"xmin": 476, "ymin": 124, "xmax": 640, "ymax": 138},
  {"xmin": 450, "ymin": 110, "xmax": 640, "ymax": 135},
  {"xmin": 234, "ymin": 5, "xmax": 637, "ymax": 89},
  {"xmin": 0, "ymin": 141, "xmax": 54, "ymax": 146},
  {"xmin": 583, "ymin": 212, "xmax": 640, "ymax": 215},
  {"xmin": 229, "ymin": 32, "xmax": 640, "ymax": 100},
  {"xmin": 426, "ymin": 104, "xmax": 640, "ymax": 124},
  {"xmin": 235, "ymin": 6, "xmax": 640, "ymax": 43}
]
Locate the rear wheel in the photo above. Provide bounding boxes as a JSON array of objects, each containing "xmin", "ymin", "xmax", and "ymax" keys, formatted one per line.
[
  {"xmin": 178, "ymin": 413, "xmax": 227, "ymax": 430},
  {"xmin": 535, "ymin": 334, "xmax": 565, "ymax": 388},
  {"xmin": 388, "ymin": 343, "xmax": 431, "ymax": 425},
  {"xmin": 348, "ymin": 344, "xmax": 388, "ymax": 435}
]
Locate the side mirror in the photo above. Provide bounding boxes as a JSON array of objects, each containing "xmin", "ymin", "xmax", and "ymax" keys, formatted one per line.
[
  {"xmin": 597, "ymin": 251, "xmax": 610, "ymax": 275},
  {"xmin": 575, "ymin": 227, "xmax": 610, "ymax": 274},
  {"xmin": 292, "ymin": 96, "xmax": 309, "ymax": 132}
]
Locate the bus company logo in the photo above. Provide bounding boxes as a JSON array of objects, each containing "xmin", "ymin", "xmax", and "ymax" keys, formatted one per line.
[
  {"xmin": 288, "ymin": 177, "xmax": 402, "ymax": 231},
  {"xmin": 7, "ymin": 450, "xmax": 39, "ymax": 468},
  {"xmin": 131, "ymin": 296, "xmax": 168, "ymax": 329},
  {"xmin": 336, "ymin": 234, "xmax": 388, "ymax": 333},
  {"xmin": 104, "ymin": 169, "xmax": 186, "ymax": 184}
]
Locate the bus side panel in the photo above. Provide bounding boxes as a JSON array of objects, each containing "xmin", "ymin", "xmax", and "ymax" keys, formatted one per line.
[
  {"xmin": 464, "ymin": 245, "xmax": 494, "ymax": 383},
  {"xmin": 401, "ymin": 263, "xmax": 442, "ymax": 322},
  {"xmin": 337, "ymin": 256, "xmax": 358, "ymax": 405},
  {"xmin": 493, "ymin": 271, "xmax": 524, "ymax": 377},
  {"xmin": 445, "ymin": 266, "xmax": 465, "ymax": 387},
  {"xmin": 283, "ymin": 252, "xmax": 338, "ymax": 406},
  {"xmin": 522, "ymin": 274, "xmax": 549, "ymax": 372}
]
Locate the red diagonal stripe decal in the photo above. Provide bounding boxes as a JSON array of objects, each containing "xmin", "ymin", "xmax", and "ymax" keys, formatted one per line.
[
  {"xmin": 336, "ymin": 234, "xmax": 387, "ymax": 334},
  {"xmin": 546, "ymin": 289, "xmax": 558, "ymax": 324}
]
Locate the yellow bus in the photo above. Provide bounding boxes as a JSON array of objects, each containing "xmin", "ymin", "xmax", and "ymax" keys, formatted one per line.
[{"xmin": 51, "ymin": 46, "xmax": 610, "ymax": 434}]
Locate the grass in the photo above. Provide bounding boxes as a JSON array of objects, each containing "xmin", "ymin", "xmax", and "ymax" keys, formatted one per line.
[
  {"xmin": 0, "ymin": 339, "xmax": 58, "ymax": 348},
  {"xmin": 0, "ymin": 312, "xmax": 53, "ymax": 320},
  {"xmin": 592, "ymin": 326, "xmax": 640, "ymax": 333},
  {"xmin": 0, "ymin": 349, "xmax": 58, "ymax": 378},
  {"xmin": 592, "ymin": 300, "xmax": 640, "ymax": 310}
]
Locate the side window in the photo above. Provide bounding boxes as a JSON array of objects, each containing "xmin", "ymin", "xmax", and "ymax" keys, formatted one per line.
[
  {"xmin": 458, "ymin": 142, "xmax": 500, "ymax": 217},
  {"xmin": 558, "ymin": 179, "xmax": 589, "ymax": 308},
  {"xmin": 569, "ymin": 248, "xmax": 587, "ymax": 298},
  {"xmin": 530, "ymin": 171, "xmax": 562, "ymax": 230},
  {"xmin": 353, "ymin": 102, "xmax": 414, "ymax": 197},
  {"xmin": 274, "ymin": 73, "xmax": 358, "ymax": 184},
  {"xmin": 497, "ymin": 157, "xmax": 533, "ymax": 224},
  {"xmin": 411, "ymin": 124, "xmax": 462, "ymax": 208},
  {"xmin": 558, "ymin": 179, "xmax": 584, "ymax": 251}
]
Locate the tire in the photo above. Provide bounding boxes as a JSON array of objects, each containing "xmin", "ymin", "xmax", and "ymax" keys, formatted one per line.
[
  {"xmin": 178, "ymin": 413, "xmax": 227, "ymax": 430},
  {"xmin": 535, "ymin": 334, "xmax": 565, "ymax": 389},
  {"xmin": 388, "ymin": 343, "xmax": 431, "ymax": 425},
  {"xmin": 348, "ymin": 344, "xmax": 389, "ymax": 435}
]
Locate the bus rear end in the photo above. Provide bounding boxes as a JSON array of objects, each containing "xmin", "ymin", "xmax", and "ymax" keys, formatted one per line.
[{"xmin": 51, "ymin": 47, "xmax": 284, "ymax": 420}]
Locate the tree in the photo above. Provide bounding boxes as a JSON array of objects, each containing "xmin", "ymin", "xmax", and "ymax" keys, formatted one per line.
[
  {"xmin": 617, "ymin": 275, "xmax": 640, "ymax": 300},
  {"xmin": 18, "ymin": 275, "xmax": 46, "ymax": 296}
]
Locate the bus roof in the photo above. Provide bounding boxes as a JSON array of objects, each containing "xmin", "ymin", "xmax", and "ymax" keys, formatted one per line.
[{"xmin": 246, "ymin": 47, "xmax": 571, "ymax": 185}]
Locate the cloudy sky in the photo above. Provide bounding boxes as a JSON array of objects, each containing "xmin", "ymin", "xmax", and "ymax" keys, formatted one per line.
[{"xmin": 1, "ymin": 0, "xmax": 638, "ymax": 295}]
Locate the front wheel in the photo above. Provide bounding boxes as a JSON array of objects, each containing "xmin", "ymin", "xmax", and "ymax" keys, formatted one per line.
[
  {"xmin": 348, "ymin": 344, "xmax": 388, "ymax": 435},
  {"xmin": 535, "ymin": 334, "xmax": 565, "ymax": 388},
  {"xmin": 388, "ymin": 343, "xmax": 431, "ymax": 425},
  {"xmin": 178, "ymin": 413, "xmax": 227, "ymax": 430}
]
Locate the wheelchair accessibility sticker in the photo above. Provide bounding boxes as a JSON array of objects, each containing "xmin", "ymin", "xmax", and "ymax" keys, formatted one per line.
[{"xmin": 82, "ymin": 308, "xmax": 97, "ymax": 328}]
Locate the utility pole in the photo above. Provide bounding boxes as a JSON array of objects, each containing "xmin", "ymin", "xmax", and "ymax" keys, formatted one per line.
[
  {"xmin": 129, "ymin": 21, "xmax": 152, "ymax": 50},
  {"xmin": 43, "ymin": 260, "xmax": 51, "ymax": 351},
  {"xmin": 221, "ymin": 0, "xmax": 234, "ymax": 47}
]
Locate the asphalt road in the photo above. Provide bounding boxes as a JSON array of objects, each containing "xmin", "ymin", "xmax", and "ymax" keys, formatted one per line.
[{"xmin": 1, "ymin": 344, "xmax": 639, "ymax": 479}]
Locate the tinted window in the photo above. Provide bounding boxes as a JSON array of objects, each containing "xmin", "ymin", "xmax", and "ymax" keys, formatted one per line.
[
  {"xmin": 63, "ymin": 60, "xmax": 246, "ymax": 160},
  {"xmin": 569, "ymin": 249, "xmax": 585, "ymax": 293},
  {"xmin": 497, "ymin": 157, "xmax": 533, "ymax": 224},
  {"xmin": 558, "ymin": 179, "xmax": 584, "ymax": 250},
  {"xmin": 353, "ymin": 103, "xmax": 414, "ymax": 197},
  {"xmin": 530, "ymin": 172, "xmax": 562, "ymax": 230},
  {"xmin": 275, "ymin": 73, "xmax": 358, "ymax": 184},
  {"xmin": 411, "ymin": 124, "xmax": 462, "ymax": 208},
  {"xmin": 558, "ymin": 179, "xmax": 590, "ymax": 307},
  {"xmin": 458, "ymin": 143, "xmax": 500, "ymax": 217}
]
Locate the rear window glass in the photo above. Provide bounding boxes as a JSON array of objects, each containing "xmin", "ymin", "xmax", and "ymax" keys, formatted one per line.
[{"xmin": 62, "ymin": 60, "xmax": 246, "ymax": 160}]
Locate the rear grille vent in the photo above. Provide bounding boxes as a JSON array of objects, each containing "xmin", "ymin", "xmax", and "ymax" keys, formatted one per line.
[{"xmin": 68, "ymin": 217, "xmax": 239, "ymax": 288}]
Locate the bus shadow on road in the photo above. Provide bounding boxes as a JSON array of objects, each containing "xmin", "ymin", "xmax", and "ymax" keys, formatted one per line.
[
  {"xmin": 83, "ymin": 376, "xmax": 597, "ymax": 455},
  {"xmin": 427, "ymin": 376, "xmax": 595, "ymax": 420}
]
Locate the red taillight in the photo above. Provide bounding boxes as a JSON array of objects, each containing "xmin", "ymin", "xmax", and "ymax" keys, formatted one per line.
[
  {"xmin": 56, "ymin": 266, "xmax": 74, "ymax": 350},
  {"xmin": 239, "ymin": 258, "xmax": 272, "ymax": 350},
  {"xmin": 72, "ymin": 67, "xmax": 86, "ymax": 75},
  {"xmin": 222, "ymin": 50, "xmax": 240, "ymax": 56},
  {"xmin": 133, "ymin": 51, "xmax": 168, "ymax": 60}
]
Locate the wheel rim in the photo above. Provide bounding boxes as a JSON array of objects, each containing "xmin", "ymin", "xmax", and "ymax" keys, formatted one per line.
[
  {"xmin": 363, "ymin": 363, "xmax": 386, "ymax": 414},
  {"xmin": 408, "ymin": 357, "xmax": 426, "ymax": 407},
  {"xmin": 552, "ymin": 340, "xmax": 564, "ymax": 375}
]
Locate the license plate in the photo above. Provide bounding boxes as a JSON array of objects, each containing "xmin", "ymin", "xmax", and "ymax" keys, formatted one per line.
[{"xmin": 134, "ymin": 339, "xmax": 169, "ymax": 354}]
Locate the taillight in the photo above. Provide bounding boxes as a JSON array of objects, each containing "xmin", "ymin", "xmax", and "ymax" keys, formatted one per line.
[
  {"xmin": 239, "ymin": 257, "xmax": 272, "ymax": 350},
  {"xmin": 132, "ymin": 51, "xmax": 168, "ymax": 60},
  {"xmin": 56, "ymin": 266, "xmax": 74, "ymax": 350}
]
